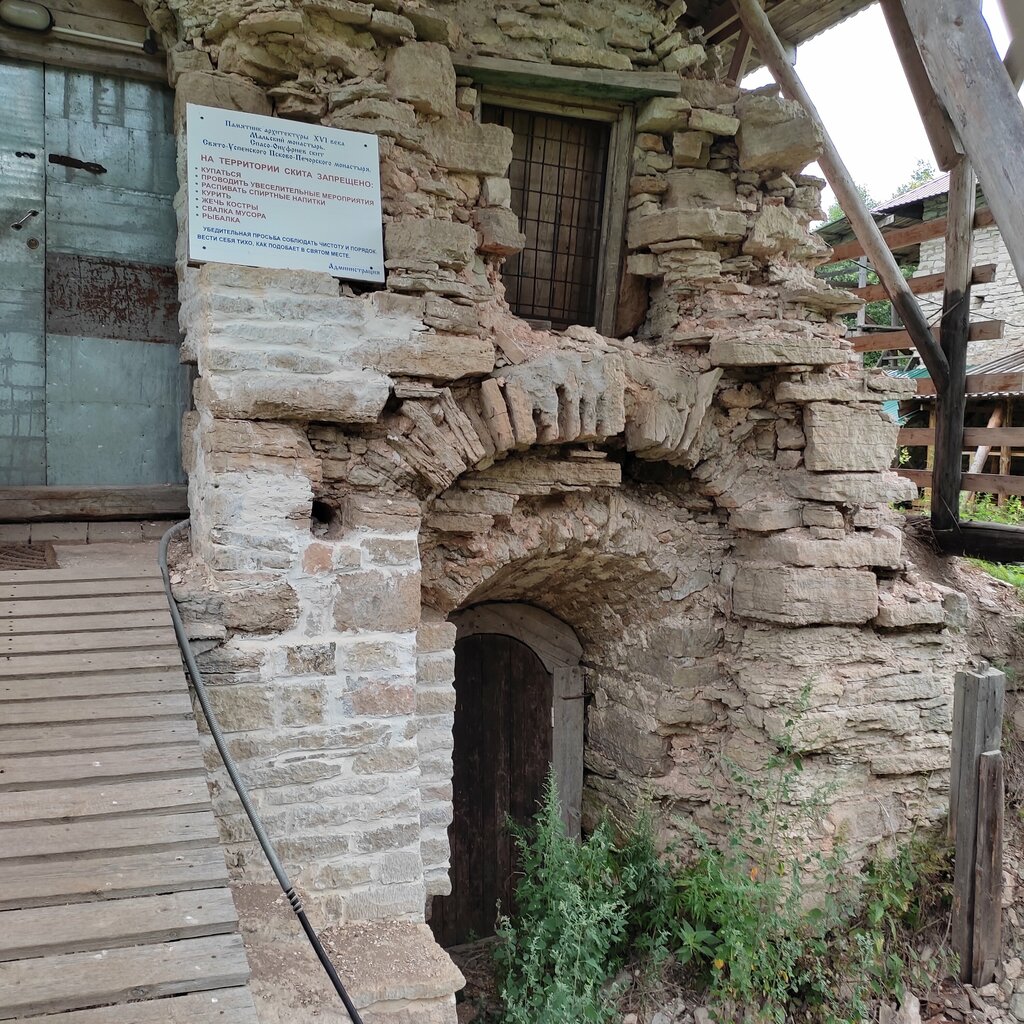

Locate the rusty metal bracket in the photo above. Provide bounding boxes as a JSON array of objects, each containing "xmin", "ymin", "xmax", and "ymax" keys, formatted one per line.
[{"xmin": 47, "ymin": 153, "xmax": 107, "ymax": 174}]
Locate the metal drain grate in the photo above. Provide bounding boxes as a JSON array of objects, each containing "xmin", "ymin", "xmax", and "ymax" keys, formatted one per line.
[{"xmin": 0, "ymin": 543, "xmax": 57, "ymax": 570}]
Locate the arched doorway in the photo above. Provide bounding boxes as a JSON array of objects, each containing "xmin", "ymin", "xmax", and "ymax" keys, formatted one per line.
[{"xmin": 429, "ymin": 603, "xmax": 583, "ymax": 948}]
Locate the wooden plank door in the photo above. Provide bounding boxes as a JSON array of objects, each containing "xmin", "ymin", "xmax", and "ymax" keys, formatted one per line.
[{"xmin": 430, "ymin": 633, "xmax": 553, "ymax": 948}]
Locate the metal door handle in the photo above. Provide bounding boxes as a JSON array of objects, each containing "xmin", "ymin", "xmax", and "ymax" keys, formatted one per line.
[{"xmin": 10, "ymin": 209, "xmax": 39, "ymax": 230}]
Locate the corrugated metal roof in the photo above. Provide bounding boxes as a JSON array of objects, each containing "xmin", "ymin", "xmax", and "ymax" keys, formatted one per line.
[{"xmin": 873, "ymin": 173, "xmax": 952, "ymax": 213}]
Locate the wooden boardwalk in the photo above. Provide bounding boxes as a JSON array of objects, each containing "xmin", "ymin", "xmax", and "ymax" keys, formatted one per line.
[{"xmin": 0, "ymin": 555, "xmax": 260, "ymax": 1022}]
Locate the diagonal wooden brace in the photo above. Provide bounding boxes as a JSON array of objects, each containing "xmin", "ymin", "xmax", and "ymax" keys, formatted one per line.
[{"xmin": 732, "ymin": 0, "xmax": 950, "ymax": 391}]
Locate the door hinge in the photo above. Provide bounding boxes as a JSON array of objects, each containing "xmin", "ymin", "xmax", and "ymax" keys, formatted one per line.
[{"xmin": 48, "ymin": 153, "xmax": 107, "ymax": 175}]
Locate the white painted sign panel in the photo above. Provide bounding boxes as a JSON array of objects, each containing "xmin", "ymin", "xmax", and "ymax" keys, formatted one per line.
[{"xmin": 186, "ymin": 103, "xmax": 384, "ymax": 282}]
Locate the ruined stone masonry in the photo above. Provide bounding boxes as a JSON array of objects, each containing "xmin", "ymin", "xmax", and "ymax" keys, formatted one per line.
[{"xmin": 142, "ymin": 0, "xmax": 971, "ymax": 1018}]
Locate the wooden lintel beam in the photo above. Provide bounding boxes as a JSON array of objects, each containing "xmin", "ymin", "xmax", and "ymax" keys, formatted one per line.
[
  {"xmin": 851, "ymin": 319, "xmax": 1003, "ymax": 353},
  {"xmin": 879, "ymin": 0, "xmax": 964, "ymax": 171},
  {"xmin": 902, "ymin": 0, "xmax": 1024, "ymax": 291},
  {"xmin": 0, "ymin": 486, "xmax": 188, "ymax": 522},
  {"xmin": 852, "ymin": 263, "xmax": 996, "ymax": 302},
  {"xmin": 916, "ymin": 371, "xmax": 1024, "ymax": 398},
  {"xmin": 733, "ymin": 0, "xmax": 949, "ymax": 391},
  {"xmin": 827, "ymin": 208, "xmax": 996, "ymax": 264}
]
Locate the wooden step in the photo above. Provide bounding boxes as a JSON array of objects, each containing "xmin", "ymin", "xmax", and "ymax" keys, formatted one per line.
[
  {"xmin": 0, "ymin": 578, "xmax": 164, "ymax": 601},
  {"xmin": 1, "ymin": 670, "xmax": 186, "ymax": 702},
  {"xmin": 0, "ymin": 933, "xmax": 251, "ymax": 1019},
  {"xmin": 0, "ymin": 627, "xmax": 179, "ymax": 657},
  {"xmin": 1, "ymin": 691, "xmax": 193, "ymax": 726},
  {"xmin": 0, "ymin": 774, "xmax": 211, "ymax": 825},
  {"xmin": 0, "ymin": 648, "xmax": 184, "ymax": 680},
  {"xmin": 0, "ymin": 744, "xmax": 204, "ymax": 791},
  {"xmin": 0, "ymin": 610, "xmax": 173, "ymax": 635},
  {"xmin": 12, "ymin": 986, "xmax": 258, "ymax": 1023},
  {"xmin": 0, "ymin": 718, "xmax": 200, "ymax": 756},
  {"xmin": 0, "ymin": 888, "xmax": 239, "ymax": 961},
  {"xmin": 0, "ymin": 565, "xmax": 160, "ymax": 586},
  {"xmin": 0, "ymin": 594, "xmax": 170, "ymax": 618},
  {"xmin": 0, "ymin": 810, "xmax": 221, "ymax": 861},
  {"xmin": 0, "ymin": 845, "xmax": 229, "ymax": 910}
]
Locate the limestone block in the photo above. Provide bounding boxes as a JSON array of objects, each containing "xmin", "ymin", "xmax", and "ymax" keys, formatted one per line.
[
  {"xmin": 550, "ymin": 42, "xmax": 633, "ymax": 71},
  {"xmin": 688, "ymin": 108, "xmax": 739, "ymax": 136},
  {"xmin": 306, "ymin": 0, "xmax": 372, "ymax": 24},
  {"xmin": 732, "ymin": 567, "xmax": 878, "ymax": 625},
  {"xmin": 473, "ymin": 206, "xmax": 526, "ymax": 256},
  {"xmin": 662, "ymin": 168, "xmax": 739, "ymax": 211},
  {"xmin": 735, "ymin": 526, "xmax": 903, "ymax": 569},
  {"xmin": 267, "ymin": 83, "xmax": 325, "ymax": 122},
  {"xmin": 385, "ymin": 219, "xmax": 477, "ymax": 271},
  {"xmin": 736, "ymin": 93, "xmax": 823, "ymax": 172},
  {"xmin": 329, "ymin": 78, "xmax": 388, "ymax": 110},
  {"xmin": 636, "ymin": 96, "xmax": 692, "ymax": 133},
  {"xmin": 628, "ymin": 209, "xmax": 747, "ymax": 248},
  {"xmin": 709, "ymin": 337, "xmax": 846, "ymax": 367},
  {"xmin": 480, "ymin": 176, "xmax": 511, "ymax": 208},
  {"xmin": 386, "ymin": 41, "xmax": 455, "ymax": 116},
  {"xmin": 678, "ymin": 80, "xmax": 740, "ymax": 108},
  {"xmin": 874, "ymin": 588, "xmax": 946, "ymax": 629},
  {"xmin": 460, "ymin": 456, "xmax": 621, "ymax": 494},
  {"xmin": 374, "ymin": 331, "xmax": 495, "ymax": 380},
  {"xmin": 783, "ymin": 469, "xmax": 919, "ymax": 505},
  {"xmin": 627, "ymin": 253, "xmax": 662, "ymax": 278},
  {"xmin": 742, "ymin": 204, "xmax": 813, "ymax": 258},
  {"xmin": 424, "ymin": 120, "xmax": 513, "ymax": 176},
  {"xmin": 672, "ymin": 130, "xmax": 712, "ymax": 168},
  {"xmin": 663, "ymin": 43, "xmax": 706, "ymax": 73},
  {"xmin": 173, "ymin": 71, "xmax": 271, "ymax": 128},
  {"xmin": 334, "ymin": 569, "xmax": 421, "ymax": 632},
  {"xmin": 369, "ymin": 9, "xmax": 414, "ymax": 38},
  {"xmin": 166, "ymin": 46, "xmax": 213, "ymax": 87},
  {"xmin": 196, "ymin": 369, "xmax": 390, "ymax": 423},
  {"xmin": 776, "ymin": 374, "xmax": 917, "ymax": 404},
  {"xmin": 240, "ymin": 10, "xmax": 304, "ymax": 33},
  {"xmin": 804, "ymin": 403, "xmax": 899, "ymax": 472},
  {"xmin": 729, "ymin": 504, "xmax": 803, "ymax": 532}
]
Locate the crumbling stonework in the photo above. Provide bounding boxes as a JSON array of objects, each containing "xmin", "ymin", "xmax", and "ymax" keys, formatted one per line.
[{"xmin": 144, "ymin": 0, "xmax": 976, "ymax": 1018}]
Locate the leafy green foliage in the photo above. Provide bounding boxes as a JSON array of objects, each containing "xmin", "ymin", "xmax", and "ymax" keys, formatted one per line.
[
  {"xmin": 961, "ymin": 493, "xmax": 1024, "ymax": 526},
  {"xmin": 496, "ymin": 712, "xmax": 955, "ymax": 1024}
]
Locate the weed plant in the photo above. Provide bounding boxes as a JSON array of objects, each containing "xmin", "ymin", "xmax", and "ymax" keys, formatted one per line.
[{"xmin": 494, "ymin": 711, "xmax": 955, "ymax": 1024}]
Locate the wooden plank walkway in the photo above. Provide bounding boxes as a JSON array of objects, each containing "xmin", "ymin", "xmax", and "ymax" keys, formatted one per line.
[{"xmin": 0, "ymin": 555, "xmax": 260, "ymax": 1023}]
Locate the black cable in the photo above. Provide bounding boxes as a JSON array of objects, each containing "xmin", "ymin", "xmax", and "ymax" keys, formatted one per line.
[{"xmin": 158, "ymin": 520, "xmax": 365, "ymax": 1024}]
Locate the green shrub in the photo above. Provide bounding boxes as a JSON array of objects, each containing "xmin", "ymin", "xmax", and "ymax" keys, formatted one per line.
[{"xmin": 495, "ymin": 773, "xmax": 627, "ymax": 1024}]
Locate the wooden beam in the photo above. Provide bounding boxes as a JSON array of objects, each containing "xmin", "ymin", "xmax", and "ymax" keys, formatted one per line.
[
  {"xmin": 916, "ymin": 372, "xmax": 1024, "ymax": 397},
  {"xmin": 879, "ymin": 0, "xmax": 964, "ymax": 170},
  {"xmin": 734, "ymin": 0, "xmax": 949, "ymax": 390},
  {"xmin": 973, "ymin": 750, "xmax": 1004, "ymax": 987},
  {"xmin": 899, "ymin": 468, "xmax": 1024, "ymax": 497},
  {"xmin": 852, "ymin": 319, "xmax": 1002, "ymax": 353},
  {"xmin": 0, "ymin": 486, "xmax": 187, "ymax": 522},
  {"xmin": 935, "ymin": 519, "xmax": 1024, "ymax": 559},
  {"xmin": 827, "ymin": 208, "xmax": 996, "ymax": 264},
  {"xmin": 451, "ymin": 55, "xmax": 681, "ymax": 101},
  {"xmin": 899, "ymin": 426, "xmax": 1024, "ymax": 446},
  {"xmin": 932, "ymin": 160, "xmax": 976, "ymax": 531},
  {"xmin": 902, "ymin": 0, "xmax": 1024, "ymax": 290},
  {"xmin": 851, "ymin": 263, "xmax": 996, "ymax": 302},
  {"xmin": 727, "ymin": 28, "xmax": 755, "ymax": 83},
  {"xmin": 998, "ymin": 0, "xmax": 1024, "ymax": 87}
]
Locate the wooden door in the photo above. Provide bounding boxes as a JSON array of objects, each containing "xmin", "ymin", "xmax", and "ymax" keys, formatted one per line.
[{"xmin": 430, "ymin": 633, "xmax": 553, "ymax": 947}]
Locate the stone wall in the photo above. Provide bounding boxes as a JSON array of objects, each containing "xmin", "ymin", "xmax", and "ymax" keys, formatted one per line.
[{"xmin": 148, "ymin": 0, "xmax": 974, "ymax": 1018}]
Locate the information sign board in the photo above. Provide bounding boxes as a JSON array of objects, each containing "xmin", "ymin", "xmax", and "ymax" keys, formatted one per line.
[{"xmin": 186, "ymin": 103, "xmax": 384, "ymax": 282}]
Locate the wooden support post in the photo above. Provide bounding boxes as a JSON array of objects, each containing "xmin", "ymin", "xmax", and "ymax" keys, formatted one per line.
[
  {"xmin": 950, "ymin": 666, "xmax": 1005, "ymax": 981},
  {"xmin": 856, "ymin": 260, "xmax": 869, "ymax": 328},
  {"xmin": 973, "ymin": 750, "xmax": 1004, "ymax": 987},
  {"xmin": 932, "ymin": 160, "xmax": 976, "ymax": 533},
  {"xmin": 902, "ymin": 0, "xmax": 1024, "ymax": 290},
  {"xmin": 879, "ymin": 0, "xmax": 964, "ymax": 170},
  {"xmin": 997, "ymin": 0, "xmax": 1024, "ymax": 87},
  {"xmin": 999, "ymin": 400, "xmax": 1012, "ymax": 505},
  {"xmin": 732, "ymin": 0, "xmax": 949, "ymax": 391},
  {"xmin": 727, "ymin": 28, "xmax": 754, "ymax": 84}
]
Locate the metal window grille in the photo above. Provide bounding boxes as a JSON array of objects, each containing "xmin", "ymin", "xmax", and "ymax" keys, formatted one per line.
[{"xmin": 482, "ymin": 105, "xmax": 610, "ymax": 329}]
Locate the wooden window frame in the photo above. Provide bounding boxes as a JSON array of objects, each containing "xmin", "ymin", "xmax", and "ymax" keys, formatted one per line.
[{"xmin": 478, "ymin": 86, "xmax": 635, "ymax": 338}]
